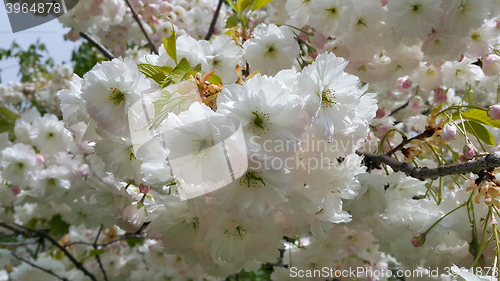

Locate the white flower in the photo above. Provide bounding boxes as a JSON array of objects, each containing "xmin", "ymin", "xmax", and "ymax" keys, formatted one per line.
[
  {"xmin": 94, "ymin": 136, "xmax": 143, "ymax": 183},
  {"xmin": 421, "ymin": 33, "xmax": 466, "ymax": 63},
  {"xmin": 81, "ymin": 58, "xmax": 160, "ymax": 134},
  {"xmin": 217, "ymin": 74, "xmax": 305, "ymax": 155},
  {"xmin": 1, "ymin": 144, "xmax": 40, "ymax": 187},
  {"xmin": 285, "ymin": 0, "xmax": 312, "ymax": 27},
  {"xmin": 243, "ymin": 24, "xmax": 300, "ymax": 76},
  {"xmin": 298, "ymin": 52, "xmax": 366, "ymax": 141},
  {"xmin": 36, "ymin": 165, "xmax": 72, "ymax": 199},
  {"xmin": 200, "ymin": 35, "xmax": 244, "ymax": 83},
  {"xmin": 442, "ymin": 59, "xmax": 484, "ymax": 88},
  {"xmin": 442, "ymin": 0, "xmax": 492, "ymax": 37},
  {"xmin": 306, "ymin": 0, "xmax": 349, "ymax": 37},
  {"xmin": 29, "ymin": 114, "xmax": 73, "ymax": 155},
  {"xmin": 116, "ymin": 203, "xmax": 147, "ymax": 233},
  {"xmin": 413, "ymin": 64, "xmax": 444, "ymax": 91},
  {"xmin": 0, "ymin": 249, "xmax": 11, "ymax": 268},
  {"xmin": 387, "ymin": 0, "xmax": 443, "ymax": 39},
  {"xmin": 58, "ymin": 74, "xmax": 89, "ymax": 127}
]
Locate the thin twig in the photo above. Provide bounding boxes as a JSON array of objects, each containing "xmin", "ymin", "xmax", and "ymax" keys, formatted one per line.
[
  {"xmin": 359, "ymin": 152, "xmax": 500, "ymax": 181},
  {"xmin": 79, "ymin": 32, "xmax": 116, "ymax": 60},
  {"xmin": 0, "ymin": 240, "xmax": 39, "ymax": 246},
  {"xmin": 123, "ymin": 0, "xmax": 158, "ymax": 55},
  {"xmin": 94, "ymin": 225, "xmax": 109, "ymax": 281},
  {"xmin": 389, "ymin": 99, "xmax": 410, "ymax": 116},
  {"xmin": 385, "ymin": 127, "xmax": 436, "ymax": 156},
  {"xmin": 66, "ymin": 235, "xmax": 147, "ymax": 248},
  {"xmin": 11, "ymin": 252, "xmax": 69, "ymax": 281},
  {"xmin": 205, "ymin": 0, "xmax": 224, "ymax": 40},
  {"xmin": 2, "ymin": 223, "xmax": 99, "ymax": 281}
]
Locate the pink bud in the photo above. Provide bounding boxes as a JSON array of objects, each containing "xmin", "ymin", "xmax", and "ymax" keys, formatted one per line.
[
  {"xmin": 412, "ymin": 233, "xmax": 426, "ymax": 247},
  {"xmin": 440, "ymin": 124, "xmax": 456, "ymax": 142},
  {"xmin": 396, "ymin": 76, "xmax": 412, "ymax": 92},
  {"xmin": 434, "ymin": 88, "xmax": 448, "ymax": 104},
  {"xmin": 139, "ymin": 183, "xmax": 150, "ymax": 194},
  {"xmin": 487, "ymin": 105, "xmax": 500, "ymax": 120},
  {"xmin": 310, "ymin": 32, "xmax": 327, "ymax": 49},
  {"xmin": 497, "ymin": 20, "xmax": 500, "ymax": 29},
  {"xmin": 380, "ymin": 0, "xmax": 388, "ymax": 6},
  {"xmin": 375, "ymin": 108, "xmax": 385, "ymax": 119},
  {"xmin": 66, "ymin": 29, "xmax": 80, "ymax": 42},
  {"xmin": 11, "ymin": 185, "xmax": 21, "ymax": 196},
  {"xmin": 116, "ymin": 204, "xmax": 147, "ymax": 233},
  {"xmin": 299, "ymin": 32, "xmax": 308, "ymax": 41},
  {"xmin": 36, "ymin": 154, "xmax": 45, "ymax": 164},
  {"xmin": 409, "ymin": 97, "xmax": 423, "ymax": 112},
  {"xmin": 310, "ymin": 51, "xmax": 318, "ymax": 59},
  {"xmin": 463, "ymin": 144, "xmax": 475, "ymax": 160},
  {"xmin": 483, "ymin": 55, "xmax": 500, "ymax": 76},
  {"xmin": 77, "ymin": 163, "xmax": 90, "ymax": 177}
]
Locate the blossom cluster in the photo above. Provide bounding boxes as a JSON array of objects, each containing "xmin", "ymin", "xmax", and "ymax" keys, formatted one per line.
[{"xmin": 3, "ymin": 0, "xmax": 500, "ymax": 280}]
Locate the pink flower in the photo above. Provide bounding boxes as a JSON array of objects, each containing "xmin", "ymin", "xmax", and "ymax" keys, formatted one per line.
[{"xmin": 463, "ymin": 144, "xmax": 475, "ymax": 160}]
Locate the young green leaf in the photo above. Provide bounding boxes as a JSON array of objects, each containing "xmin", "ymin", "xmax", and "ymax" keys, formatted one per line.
[
  {"xmin": 171, "ymin": 57, "xmax": 202, "ymax": 83},
  {"xmin": 252, "ymin": 0, "xmax": 273, "ymax": 11},
  {"xmin": 463, "ymin": 120, "xmax": 496, "ymax": 146},
  {"xmin": 208, "ymin": 73, "xmax": 222, "ymax": 84},
  {"xmin": 460, "ymin": 108, "xmax": 500, "ymax": 130},
  {"xmin": 237, "ymin": 0, "xmax": 255, "ymax": 13},
  {"xmin": 137, "ymin": 64, "xmax": 173, "ymax": 87},
  {"xmin": 163, "ymin": 30, "xmax": 177, "ymax": 64},
  {"xmin": 225, "ymin": 15, "xmax": 239, "ymax": 28},
  {"xmin": 225, "ymin": 0, "xmax": 238, "ymax": 13},
  {"xmin": 48, "ymin": 214, "xmax": 70, "ymax": 237},
  {"xmin": 89, "ymin": 249, "xmax": 107, "ymax": 257}
]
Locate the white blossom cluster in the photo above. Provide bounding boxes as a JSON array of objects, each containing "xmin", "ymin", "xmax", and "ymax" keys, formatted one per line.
[{"xmin": 3, "ymin": 0, "xmax": 500, "ymax": 280}]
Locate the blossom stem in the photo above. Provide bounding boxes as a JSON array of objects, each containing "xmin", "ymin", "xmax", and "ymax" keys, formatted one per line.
[{"xmin": 492, "ymin": 220, "xmax": 500, "ymax": 274}]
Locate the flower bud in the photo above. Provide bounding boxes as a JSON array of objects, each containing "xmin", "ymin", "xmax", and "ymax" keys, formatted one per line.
[
  {"xmin": 375, "ymin": 108, "xmax": 385, "ymax": 119},
  {"xmin": 409, "ymin": 97, "xmax": 423, "ymax": 112},
  {"xmin": 463, "ymin": 144, "xmax": 475, "ymax": 160},
  {"xmin": 487, "ymin": 105, "xmax": 500, "ymax": 120},
  {"xmin": 396, "ymin": 76, "xmax": 412, "ymax": 92},
  {"xmin": 412, "ymin": 233, "xmax": 426, "ymax": 247},
  {"xmin": 440, "ymin": 124, "xmax": 456, "ymax": 142},
  {"xmin": 11, "ymin": 185, "xmax": 21, "ymax": 196},
  {"xmin": 433, "ymin": 88, "xmax": 448, "ymax": 104},
  {"xmin": 483, "ymin": 55, "xmax": 500, "ymax": 76},
  {"xmin": 36, "ymin": 154, "xmax": 45, "ymax": 164},
  {"xmin": 139, "ymin": 183, "xmax": 150, "ymax": 194},
  {"xmin": 116, "ymin": 203, "xmax": 147, "ymax": 233}
]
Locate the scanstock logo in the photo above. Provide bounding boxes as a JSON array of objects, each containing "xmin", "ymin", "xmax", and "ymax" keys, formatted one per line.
[
  {"xmin": 4, "ymin": 0, "xmax": 79, "ymax": 32},
  {"xmin": 128, "ymin": 99, "xmax": 248, "ymax": 201}
]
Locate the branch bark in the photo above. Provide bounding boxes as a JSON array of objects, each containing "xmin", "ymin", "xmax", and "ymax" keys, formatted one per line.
[
  {"xmin": 205, "ymin": 0, "xmax": 224, "ymax": 40},
  {"xmin": 0, "ymin": 223, "xmax": 98, "ymax": 281},
  {"xmin": 385, "ymin": 127, "xmax": 436, "ymax": 156},
  {"xmin": 79, "ymin": 32, "xmax": 116, "ymax": 60},
  {"xmin": 94, "ymin": 225, "xmax": 109, "ymax": 281},
  {"xmin": 123, "ymin": 0, "xmax": 158, "ymax": 55},
  {"xmin": 11, "ymin": 252, "xmax": 69, "ymax": 281},
  {"xmin": 359, "ymin": 152, "xmax": 500, "ymax": 181}
]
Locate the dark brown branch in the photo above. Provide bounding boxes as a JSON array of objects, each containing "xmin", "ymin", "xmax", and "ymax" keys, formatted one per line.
[
  {"xmin": 11, "ymin": 252, "xmax": 69, "ymax": 281},
  {"xmin": 79, "ymin": 32, "xmax": 116, "ymax": 60},
  {"xmin": 94, "ymin": 225, "xmax": 109, "ymax": 281},
  {"xmin": 359, "ymin": 152, "xmax": 500, "ymax": 181},
  {"xmin": 0, "ymin": 223, "xmax": 98, "ymax": 281},
  {"xmin": 66, "ymin": 235, "xmax": 147, "ymax": 248},
  {"xmin": 385, "ymin": 127, "xmax": 436, "ymax": 156},
  {"xmin": 389, "ymin": 100, "xmax": 410, "ymax": 116},
  {"xmin": 124, "ymin": 0, "xmax": 158, "ymax": 55},
  {"xmin": 205, "ymin": 0, "xmax": 224, "ymax": 40}
]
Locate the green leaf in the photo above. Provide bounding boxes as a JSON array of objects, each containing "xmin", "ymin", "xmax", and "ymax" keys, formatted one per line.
[
  {"xmin": 137, "ymin": 64, "xmax": 173, "ymax": 87},
  {"xmin": 171, "ymin": 57, "xmax": 202, "ymax": 83},
  {"xmin": 26, "ymin": 218, "xmax": 38, "ymax": 230},
  {"xmin": 225, "ymin": 0, "xmax": 238, "ymax": 13},
  {"xmin": 252, "ymin": 0, "xmax": 273, "ymax": 11},
  {"xmin": 0, "ymin": 107, "xmax": 17, "ymax": 121},
  {"xmin": 237, "ymin": 0, "xmax": 255, "ymax": 13},
  {"xmin": 463, "ymin": 120, "xmax": 496, "ymax": 146},
  {"xmin": 163, "ymin": 30, "xmax": 177, "ymax": 64},
  {"xmin": 126, "ymin": 238, "xmax": 144, "ymax": 248},
  {"xmin": 0, "ymin": 119, "xmax": 15, "ymax": 134},
  {"xmin": 208, "ymin": 73, "xmax": 222, "ymax": 84},
  {"xmin": 89, "ymin": 249, "xmax": 106, "ymax": 257},
  {"xmin": 459, "ymin": 108, "xmax": 500, "ymax": 130},
  {"xmin": 48, "ymin": 214, "xmax": 70, "ymax": 237},
  {"xmin": 224, "ymin": 15, "xmax": 239, "ymax": 28}
]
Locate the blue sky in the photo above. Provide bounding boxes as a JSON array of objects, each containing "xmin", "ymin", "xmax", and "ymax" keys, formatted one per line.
[{"xmin": 0, "ymin": 5, "xmax": 78, "ymax": 82}]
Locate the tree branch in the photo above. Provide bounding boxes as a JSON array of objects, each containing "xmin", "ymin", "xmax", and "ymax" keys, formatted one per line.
[
  {"xmin": 79, "ymin": 32, "xmax": 116, "ymax": 60},
  {"xmin": 123, "ymin": 0, "xmax": 158, "ymax": 55},
  {"xmin": 205, "ymin": 0, "xmax": 224, "ymax": 40},
  {"xmin": 94, "ymin": 225, "xmax": 109, "ymax": 281},
  {"xmin": 0, "ymin": 223, "xmax": 99, "ymax": 281},
  {"xmin": 389, "ymin": 99, "xmax": 410, "ymax": 116},
  {"xmin": 385, "ymin": 127, "xmax": 436, "ymax": 156},
  {"xmin": 66, "ymin": 235, "xmax": 147, "ymax": 248},
  {"xmin": 359, "ymin": 152, "xmax": 500, "ymax": 181},
  {"xmin": 11, "ymin": 252, "xmax": 69, "ymax": 281}
]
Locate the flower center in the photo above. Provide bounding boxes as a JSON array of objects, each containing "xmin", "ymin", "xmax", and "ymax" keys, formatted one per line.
[
  {"xmin": 471, "ymin": 32, "xmax": 481, "ymax": 42},
  {"xmin": 263, "ymin": 45, "xmax": 277, "ymax": 58},
  {"xmin": 458, "ymin": 2, "xmax": 471, "ymax": 16},
  {"xmin": 412, "ymin": 4, "xmax": 422, "ymax": 12},
  {"xmin": 240, "ymin": 171, "xmax": 266, "ymax": 188},
  {"xmin": 249, "ymin": 111, "xmax": 270, "ymax": 136},
  {"xmin": 109, "ymin": 87, "xmax": 125, "ymax": 105},
  {"xmin": 325, "ymin": 6, "xmax": 337, "ymax": 16},
  {"xmin": 224, "ymin": 225, "xmax": 247, "ymax": 240},
  {"xmin": 321, "ymin": 88, "xmax": 337, "ymax": 108}
]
